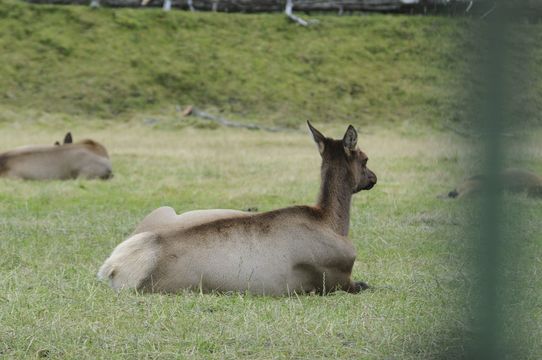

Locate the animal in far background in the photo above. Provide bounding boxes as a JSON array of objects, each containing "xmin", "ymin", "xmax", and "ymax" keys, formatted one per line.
[
  {"xmin": 0, "ymin": 132, "xmax": 113, "ymax": 180},
  {"xmin": 445, "ymin": 168, "xmax": 542, "ymax": 199}
]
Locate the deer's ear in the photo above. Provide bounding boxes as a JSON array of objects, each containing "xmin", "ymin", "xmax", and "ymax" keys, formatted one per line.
[
  {"xmin": 63, "ymin": 132, "xmax": 73, "ymax": 144},
  {"xmin": 342, "ymin": 125, "xmax": 358, "ymax": 154},
  {"xmin": 307, "ymin": 120, "xmax": 326, "ymax": 155}
]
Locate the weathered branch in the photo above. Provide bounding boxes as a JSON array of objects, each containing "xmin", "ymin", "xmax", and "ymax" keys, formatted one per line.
[
  {"xmin": 480, "ymin": 2, "xmax": 496, "ymax": 18},
  {"xmin": 285, "ymin": 0, "xmax": 309, "ymax": 26}
]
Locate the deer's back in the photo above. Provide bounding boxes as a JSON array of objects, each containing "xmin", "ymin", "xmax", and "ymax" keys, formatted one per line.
[{"xmin": 140, "ymin": 207, "xmax": 355, "ymax": 294}]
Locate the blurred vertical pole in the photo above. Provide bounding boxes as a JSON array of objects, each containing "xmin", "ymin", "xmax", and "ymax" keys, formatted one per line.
[
  {"xmin": 469, "ymin": 0, "xmax": 541, "ymax": 357},
  {"xmin": 471, "ymin": 0, "xmax": 507, "ymax": 359}
]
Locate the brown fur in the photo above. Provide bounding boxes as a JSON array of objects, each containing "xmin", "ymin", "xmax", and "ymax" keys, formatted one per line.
[
  {"xmin": 0, "ymin": 154, "xmax": 7, "ymax": 176},
  {"xmin": 63, "ymin": 132, "xmax": 73, "ymax": 144},
  {"xmin": 98, "ymin": 122, "xmax": 377, "ymax": 295},
  {"xmin": 0, "ymin": 133, "xmax": 112, "ymax": 180},
  {"xmin": 80, "ymin": 139, "xmax": 109, "ymax": 158},
  {"xmin": 446, "ymin": 168, "xmax": 542, "ymax": 199}
]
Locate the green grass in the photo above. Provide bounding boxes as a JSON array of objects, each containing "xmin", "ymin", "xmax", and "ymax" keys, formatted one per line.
[
  {"xmin": 1, "ymin": 0, "xmax": 540, "ymax": 128},
  {"xmin": 0, "ymin": 2, "xmax": 541, "ymax": 357},
  {"xmin": 0, "ymin": 123, "xmax": 541, "ymax": 358}
]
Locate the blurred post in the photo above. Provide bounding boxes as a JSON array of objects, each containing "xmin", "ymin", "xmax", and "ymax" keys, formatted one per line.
[
  {"xmin": 469, "ymin": 0, "xmax": 534, "ymax": 358},
  {"xmin": 472, "ymin": 4, "xmax": 506, "ymax": 356}
]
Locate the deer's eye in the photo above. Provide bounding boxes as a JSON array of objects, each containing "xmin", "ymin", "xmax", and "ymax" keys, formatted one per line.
[{"xmin": 362, "ymin": 158, "xmax": 368, "ymax": 166}]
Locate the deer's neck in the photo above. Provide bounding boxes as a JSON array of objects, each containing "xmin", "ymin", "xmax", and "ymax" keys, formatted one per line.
[{"xmin": 317, "ymin": 164, "xmax": 352, "ymax": 236}]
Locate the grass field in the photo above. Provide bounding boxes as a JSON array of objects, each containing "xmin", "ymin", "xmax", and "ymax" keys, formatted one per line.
[
  {"xmin": 1, "ymin": 1, "xmax": 541, "ymax": 357},
  {"xmin": 0, "ymin": 121, "xmax": 541, "ymax": 359}
]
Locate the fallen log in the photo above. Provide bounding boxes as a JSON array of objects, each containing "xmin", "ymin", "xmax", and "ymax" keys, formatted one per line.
[
  {"xmin": 25, "ymin": 0, "xmax": 415, "ymax": 12},
  {"xmin": 183, "ymin": 106, "xmax": 298, "ymax": 133},
  {"xmin": 23, "ymin": 0, "xmax": 541, "ymax": 21}
]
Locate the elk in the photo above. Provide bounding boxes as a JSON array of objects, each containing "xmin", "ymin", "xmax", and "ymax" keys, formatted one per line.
[
  {"xmin": 0, "ymin": 132, "xmax": 112, "ymax": 180},
  {"xmin": 445, "ymin": 168, "xmax": 542, "ymax": 199},
  {"xmin": 98, "ymin": 121, "xmax": 377, "ymax": 295}
]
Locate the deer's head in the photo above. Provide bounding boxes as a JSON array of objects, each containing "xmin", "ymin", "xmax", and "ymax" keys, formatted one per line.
[{"xmin": 308, "ymin": 121, "xmax": 377, "ymax": 194}]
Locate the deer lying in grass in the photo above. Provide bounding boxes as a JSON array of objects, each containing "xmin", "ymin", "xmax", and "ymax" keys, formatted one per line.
[
  {"xmin": 0, "ymin": 132, "xmax": 113, "ymax": 180},
  {"xmin": 445, "ymin": 168, "xmax": 542, "ymax": 199},
  {"xmin": 98, "ymin": 122, "xmax": 377, "ymax": 295}
]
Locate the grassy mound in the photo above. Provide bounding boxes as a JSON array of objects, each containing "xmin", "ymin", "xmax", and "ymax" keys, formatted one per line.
[
  {"xmin": 0, "ymin": 1, "xmax": 540, "ymax": 128},
  {"xmin": 0, "ymin": 1, "xmax": 469, "ymax": 126}
]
